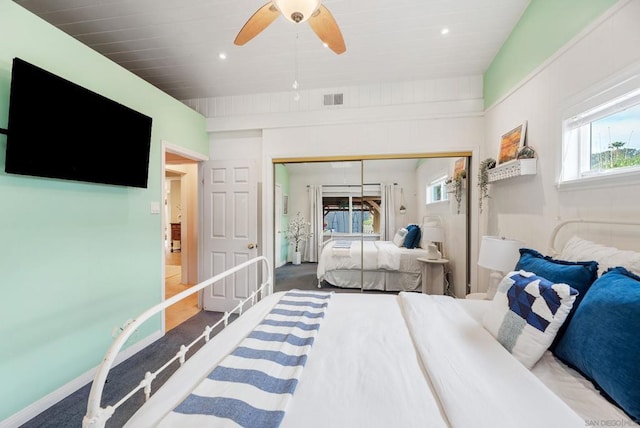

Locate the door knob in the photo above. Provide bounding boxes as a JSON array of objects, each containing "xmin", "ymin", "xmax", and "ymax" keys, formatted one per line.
[{"xmin": 247, "ymin": 243, "xmax": 257, "ymax": 249}]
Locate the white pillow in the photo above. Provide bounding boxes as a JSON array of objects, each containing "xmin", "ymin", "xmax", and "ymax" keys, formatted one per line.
[
  {"xmin": 392, "ymin": 228, "xmax": 408, "ymax": 247},
  {"xmin": 560, "ymin": 235, "xmax": 640, "ymax": 276},
  {"xmin": 482, "ymin": 270, "xmax": 577, "ymax": 369}
]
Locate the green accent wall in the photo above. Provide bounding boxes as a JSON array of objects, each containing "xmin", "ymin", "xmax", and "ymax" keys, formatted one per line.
[
  {"xmin": 484, "ymin": 0, "xmax": 619, "ymax": 108},
  {"xmin": 274, "ymin": 164, "xmax": 290, "ymax": 262},
  {"xmin": 0, "ymin": 0, "xmax": 208, "ymax": 421}
]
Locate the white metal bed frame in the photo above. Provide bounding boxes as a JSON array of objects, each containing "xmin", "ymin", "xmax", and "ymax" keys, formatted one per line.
[
  {"xmin": 79, "ymin": 220, "xmax": 640, "ymax": 427},
  {"xmin": 82, "ymin": 256, "xmax": 273, "ymax": 428}
]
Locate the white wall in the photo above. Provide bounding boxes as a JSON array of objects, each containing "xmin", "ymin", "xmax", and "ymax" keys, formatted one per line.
[
  {"xmin": 204, "ymin": 75, "xmax": 484, "ymax": 292},
  {"xmin": 168, "ymin": 180, "xmax": 181, "ymax": 223},
  {"xmin": 261, "ymin": 114, "xmax": 482, "ymax": 287},
  {"xmin": 417, "ymin": 157, "xmax": 469, "ymax": 296},
  {"xmin": 481, "ymin": 0, "xmax": 640, "ymax": 292}
]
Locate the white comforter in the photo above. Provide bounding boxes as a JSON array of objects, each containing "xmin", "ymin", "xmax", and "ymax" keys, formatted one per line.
[
  {"xmin": 398, "ymin": 293, "xmax": 584, "ymax": 428},
  {"xmin": 126, "ymin": 293, "xmax": 595, "ymax": 427},
  {"xmin": 317, "ymin": 240, "xmax": 423, "ymax": 278},
  {"xmin": 127, "ymin": 293, "xmax": 446, "ymax": 427}
]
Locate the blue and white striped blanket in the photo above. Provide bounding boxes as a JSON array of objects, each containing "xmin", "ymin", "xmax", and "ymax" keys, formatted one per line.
[{"xmin": 158, "ymin": 290, "xmax": 333, "ymax": 427}]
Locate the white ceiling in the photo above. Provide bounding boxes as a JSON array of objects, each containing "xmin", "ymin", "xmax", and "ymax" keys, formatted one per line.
[{"xmin": 15, "ymin": 0, "xmax": 530, "ymax": 101}]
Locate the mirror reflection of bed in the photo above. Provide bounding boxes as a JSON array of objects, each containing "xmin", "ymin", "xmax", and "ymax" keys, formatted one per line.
[{"xmin": 274, "ymin": 155, "xmax": 470, "ymax": 296}]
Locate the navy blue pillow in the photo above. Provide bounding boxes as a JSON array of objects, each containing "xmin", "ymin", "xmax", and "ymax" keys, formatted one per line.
[
  {"xmin": 515, "ymin": 248, "xmax": 598, "ymax": 348},
  {"xmin": 554, "ymin": 267, "xmax": 640, "ymax": 423},
  {"xmin": 403, "ymin": 224, "xmax": 421, "ymax": 249}
]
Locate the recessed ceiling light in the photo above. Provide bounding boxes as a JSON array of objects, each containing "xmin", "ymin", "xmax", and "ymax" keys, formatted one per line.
[
  {"xmin": 323, "ymin": 42, "xmax": 329, "ymax": 49},
  {"xmin": 218, "ymin": 52, "xmax": 227, "ymax": 60},
  {"xmin": 441, "ymin": 28, "xmax": 449, "ymax": 35}
]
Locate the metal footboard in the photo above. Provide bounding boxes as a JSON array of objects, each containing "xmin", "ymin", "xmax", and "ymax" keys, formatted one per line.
[{"xmin": 82, "ymin": 256, "xmax": 273, "ymax": 428}]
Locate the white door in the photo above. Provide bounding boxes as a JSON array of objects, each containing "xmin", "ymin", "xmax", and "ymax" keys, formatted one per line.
[
  {"xmin": 201, "ymin": 159, "xmax": 259, "ymax": 312},
  {"xmin": 275, "ymin": 184, "xmax": 284, "ymax": 267}
]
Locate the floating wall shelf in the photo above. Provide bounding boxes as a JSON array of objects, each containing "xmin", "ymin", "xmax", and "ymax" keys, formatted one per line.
[{"xmin": 487, "ymin": 159, "xmax": 537, "ymax": 183}]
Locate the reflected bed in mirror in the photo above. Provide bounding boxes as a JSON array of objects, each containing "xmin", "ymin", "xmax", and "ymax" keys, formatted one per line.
[{"xmin": 274, "ymin": 155, "xmax": 470, "ymax": 296}]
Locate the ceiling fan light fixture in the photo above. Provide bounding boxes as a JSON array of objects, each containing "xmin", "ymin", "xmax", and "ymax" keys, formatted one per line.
[{"xmin": 273, "ymin": 0, "xmax": 321, "ymax": 24}]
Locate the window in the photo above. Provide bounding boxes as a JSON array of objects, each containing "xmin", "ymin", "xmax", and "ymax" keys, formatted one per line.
[
  {"xmin": 427, "ymin": 175, "xmax": 449, "ymax": 204},
  {"xmin": 561, "ymin": 88, "xmax": 640, "ymax": 184},
  {"xmin": 323, "ymin": 194, "xmax": 378, "ymax": 234}
]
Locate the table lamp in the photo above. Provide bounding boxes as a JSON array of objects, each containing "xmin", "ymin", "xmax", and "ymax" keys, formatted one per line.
[
  {"xmin": 422, "ymin": 225, "xmax": 445, "ymax": 260},
  {"xmin": 477, "ymin": 235, "xmax": 523, "ymax": 299}
]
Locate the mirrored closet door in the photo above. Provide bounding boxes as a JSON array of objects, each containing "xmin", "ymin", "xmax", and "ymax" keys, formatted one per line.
[
  {"xmin": 275, "ymin": 154, "xmax": 470, "ymax": 296},
  {"xmin": 275, "ymin": 160, "xmax": 365, "ymax": 290}
]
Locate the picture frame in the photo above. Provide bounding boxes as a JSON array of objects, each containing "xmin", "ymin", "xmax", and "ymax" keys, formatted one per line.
[
  {"xmin": 453, "ymin": 157, "xmax": 466, "ymax": 178},
  {"xmin": 283, "ymin": 195, "xmax": 289, "ymax": 215},
  {"xmin": 497, "ymin": 121, "xmax": 527, "ymax": 165}
]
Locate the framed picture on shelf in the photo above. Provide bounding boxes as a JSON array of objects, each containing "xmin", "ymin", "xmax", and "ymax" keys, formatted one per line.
[
  {"xmin": 453, "ymin": 157, "xmax": 466, "ymax": 178},
  {"xmin": 497, "ymin": 121, "xmax": 527, "ymax": 165}
]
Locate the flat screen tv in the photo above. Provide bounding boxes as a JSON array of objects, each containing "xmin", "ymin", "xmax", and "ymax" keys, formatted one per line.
[{"xmin": 5, "ymin": 57, "xmax": 153, "ymax": 188}]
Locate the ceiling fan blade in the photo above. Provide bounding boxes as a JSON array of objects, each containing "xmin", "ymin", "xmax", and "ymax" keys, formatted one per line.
[
  {"xmin": 234, "ymin": 2, "xmax": 280, "ymax": 46},
  {"xmin": 308, "ymin": 5, "xmax": 346, "ymax": 55}
]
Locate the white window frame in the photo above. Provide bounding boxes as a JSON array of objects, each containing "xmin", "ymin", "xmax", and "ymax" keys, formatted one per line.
[
  {"xmin": 558, "ymin": 64, "xmax": 640, "ymax": 189},
  {"xmin": 426, "ymin": 175, "xmax": 449, "ymax": 204}
]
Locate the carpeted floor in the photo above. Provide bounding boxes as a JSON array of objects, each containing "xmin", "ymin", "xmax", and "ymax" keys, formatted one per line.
[
  {"xmin": 274, "ymin": 261, "xmax": 329, "ymax": 292},
  {"xmin": 21, "ymin": 310, "xmax": 233, "ymax": 428},
  {"xmin": 21, "ymin": 262, "xmax": 362, "ymax": 427}
]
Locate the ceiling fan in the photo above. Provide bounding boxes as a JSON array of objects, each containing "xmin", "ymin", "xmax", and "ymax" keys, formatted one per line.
[{"xmin": 234, "ymin": 0, "xmax": 346, "ymax": 55}]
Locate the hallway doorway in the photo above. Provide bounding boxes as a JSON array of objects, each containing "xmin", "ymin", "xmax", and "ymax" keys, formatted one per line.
[{"xmin": 163, "ymin": 144, "xmax": 207, "ymax": 330}]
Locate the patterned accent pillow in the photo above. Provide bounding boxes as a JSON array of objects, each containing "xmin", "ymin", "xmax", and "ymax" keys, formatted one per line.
[
  {"xmin": 482, "ymin": 270, "xmax": 578, "ymax": 369},
  {"xmin": 392, "ymin": 228, "xmax": 407, "ymax": 247}
]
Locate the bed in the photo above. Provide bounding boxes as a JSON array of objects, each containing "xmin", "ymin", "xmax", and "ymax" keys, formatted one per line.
[
  {"xmin": 316, "ymin": 239, "xmax": 429, "ymax": 291},
  {"xmin": 82, "ymin": 220, "xmax": 640, "ymax": 427}
]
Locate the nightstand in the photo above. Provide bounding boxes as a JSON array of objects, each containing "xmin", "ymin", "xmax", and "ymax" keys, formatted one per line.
[{"xmin": 417, "ymin": 257, "xmax": 448, "ymax": 295}]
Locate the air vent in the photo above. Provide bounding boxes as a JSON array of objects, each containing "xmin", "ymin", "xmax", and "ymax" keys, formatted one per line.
[{"xmin": 323, "ymin": 93, "xmax": 344, "ymax": 106}]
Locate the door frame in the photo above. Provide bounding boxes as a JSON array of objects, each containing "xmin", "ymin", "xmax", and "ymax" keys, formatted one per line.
[
  {"xmin": 275, "ymin": 184, "xmax": 285, "ymax": 267},
  {"xmin": 161, "ymin": 141, "xmax": 208, "ymax": 333}
]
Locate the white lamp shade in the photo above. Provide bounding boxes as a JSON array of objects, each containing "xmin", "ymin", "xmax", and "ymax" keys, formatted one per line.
[
  {"xmin": 422, "ymin": 225, "xmax": 445, "ymax": 243},
  {"xmin": 478, "ymin": 236, "xmax": 523, "ymax": 273},
  {"xmin": 274, "ymin": 0, "xmax": 321, "ymax": 23}
]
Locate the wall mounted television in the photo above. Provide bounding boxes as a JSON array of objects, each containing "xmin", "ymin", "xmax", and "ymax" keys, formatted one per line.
[{"xmin": 4, "ymin": 57, "xmax": 153, "ymax": 188}]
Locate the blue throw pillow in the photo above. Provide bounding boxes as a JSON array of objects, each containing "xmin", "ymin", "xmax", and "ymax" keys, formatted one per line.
[
  {"xmin": 514, "ymin": 248, "xmax": 598, "ymax": 348},
  {"xmin": 403, "ymin": 224, "xmax": 421, "ymax": 249},
  {"xmin": 554, "ymin": 267, "xmax": 640, "ymax": 423}
]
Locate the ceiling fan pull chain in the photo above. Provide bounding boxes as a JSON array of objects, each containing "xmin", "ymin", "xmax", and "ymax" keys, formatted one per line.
[{"xmin": 293, "ymin": 32, "xmax": 301, "ymax": 101}]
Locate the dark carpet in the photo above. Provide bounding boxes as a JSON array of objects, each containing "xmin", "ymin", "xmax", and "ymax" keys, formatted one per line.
[
  {"xmin": 274, "ymin": 262, "xmax": 399, "ymax": 295},
  {"xmin": 21, "ymin": 262, "xmax": 354, "ymax": 427},
  {"xmin": 274, "ymin": 261, "xmax": 329, "ymax": 292},
  {"xmin": 22, "ymin": 310, "xmax": 233, "ymax": 428}
]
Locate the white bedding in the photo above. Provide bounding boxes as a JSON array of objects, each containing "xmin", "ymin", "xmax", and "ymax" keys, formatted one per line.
[
  {"xmin": 459, "ymin": 299, "xmax": 638, "ymax": 426},
  {"xmin": 400, "ymin": 293, "xmax": 583, "ymax": 427},
  {"xmin": 124, "ymin": 292, "xmax": 632, "ymax": 427},
  {"xmin": 127, "ymin": 292, "xmax": 446, "ymax": 427},
  {"xmin": 317, "ymin": 240, "xmax": 428, "ymax": 291}
]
